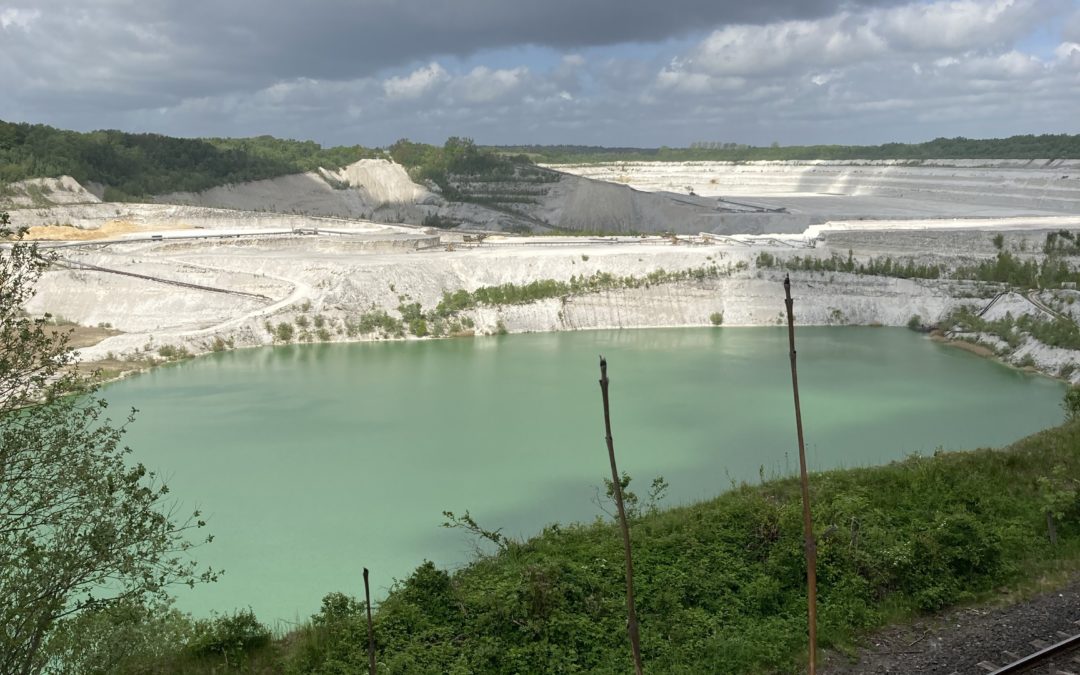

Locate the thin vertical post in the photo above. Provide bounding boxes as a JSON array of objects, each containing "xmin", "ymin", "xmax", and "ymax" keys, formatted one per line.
[
  {"xmin": 599, "ymin": 356, "xmax": 644, "ymax": 675},
  {"xmin": 364, "ymin": 567, "xmax": 376, "ymax": 675},
  {"xmin": 783, "ymin": 275, "xmax": 818, "ymax": 675}
]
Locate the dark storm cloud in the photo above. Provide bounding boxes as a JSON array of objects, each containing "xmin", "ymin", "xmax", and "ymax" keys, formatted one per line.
[
  {"xmin": 2, "ymin": 0, "xmax": 911, "ymax": 98},
  {"xmin": 183, "ymin": 0, "xmax": 913, "ymax": 78},
  {"xmin": 0, "ymin": 0, "xmax": 1077, "ymax": 147}
]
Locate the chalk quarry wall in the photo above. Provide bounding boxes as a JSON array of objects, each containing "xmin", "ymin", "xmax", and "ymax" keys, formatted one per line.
[
  {"xmin": 554, "ymin": 160, "xmax": 1080, "ymax": 214},
  {"xmin": 40, "ymin": 240, "xmax": 967, "ymax": 365}
]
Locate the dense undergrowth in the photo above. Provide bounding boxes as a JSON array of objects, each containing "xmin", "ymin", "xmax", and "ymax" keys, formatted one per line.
[{"xmin": 53, "ymin": 418, "xmax": 1080, "ymax": 673}]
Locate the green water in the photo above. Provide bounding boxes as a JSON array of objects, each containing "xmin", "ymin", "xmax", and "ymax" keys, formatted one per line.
[{"xmin": 103, "ymin": 327, "xmax": 1065, "ymax": 625}]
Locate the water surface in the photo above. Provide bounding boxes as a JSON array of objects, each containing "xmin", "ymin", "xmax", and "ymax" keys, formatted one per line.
[{"xmin": 103, "ymin": 328, "xmax": 1066, "ymax": 625}]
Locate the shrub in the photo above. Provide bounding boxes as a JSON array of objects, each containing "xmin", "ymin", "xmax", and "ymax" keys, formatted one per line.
[
  {"xmin": 709, "ymin": 312, "xmax": 724, "ymax": 326},
  {"xmin": 157, "ymin": 344, "xmax": 191, "ymax": 360},
  {"xmin": 1064, "ymin": 387, "xmax": 1080, "ymax": 421},
  {"xmin": 274, "ymin": 322, "xmax": 295, "ymax": 342},
  {"xmin": 409, "ymin": 318, "xmax": 429, "ymax": 337},
  {"xmin": 188, "ymin": 609, "xmax": 271, "ymax": 666},
  {"xmin": 422, "ymin": 213, "xmax": 461, "ymax": 229}
]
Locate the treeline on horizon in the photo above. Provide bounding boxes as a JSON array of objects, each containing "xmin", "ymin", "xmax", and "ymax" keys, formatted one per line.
[
  {"xmin": 0, "ymin": 120, "xmax": 382, "ymax": 200},
  {"xmin": 4, "ymin": 118, "xmax": 1080, "ymax": 201},
  {"xmin": 493, "ymin": 133, "xmax": 1080, "ymax": 163}
]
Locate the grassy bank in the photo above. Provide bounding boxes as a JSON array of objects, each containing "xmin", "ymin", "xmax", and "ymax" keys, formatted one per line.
[{"xmin": 57, "ymin": 417, "xmax": 1080, "ymax": 674}]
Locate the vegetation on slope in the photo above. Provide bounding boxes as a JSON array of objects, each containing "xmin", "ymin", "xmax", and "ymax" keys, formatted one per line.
[
  {"xmin": 946, "ymin": 306, "xmax": 1080, "ymax": 353},
  {"xmin": 755, "ymin": 231, "xmax": 1080, "ymax": 291},
  {"xmin": 263, "ymin": 264, "xmax": 740, "ymax": 344},
  {"xmin": 390, "ymin": 137, "xmax": 556, "ymax": 229},
  {"xmin": 52, "ymin": 412, "xmax": 1080, "ymax": 674},
  {"xmin": 0, "ymin": 120, "xmax": 381, "ymax": 199},
  {"xmin": 498, "ymin": 133, "xmax": 1080, "ymax": 163},
  {"xmin": 5, "ymin": 120, "xmax": 1078, "ymax": 206}
]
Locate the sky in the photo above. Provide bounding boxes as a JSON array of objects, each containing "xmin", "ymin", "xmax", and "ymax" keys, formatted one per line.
[{"xmin": 0, "ymin": 0, "xmax": 1078, "ymax": 148}]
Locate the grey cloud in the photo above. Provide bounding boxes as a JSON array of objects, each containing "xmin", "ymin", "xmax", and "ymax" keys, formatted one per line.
[
  {"xmin": 1, "ymin": 0, "xmax": 1077, "ymax": 150},
  {"xmin": 1065, "ymin": 8, "xmax": 1080, "ymax": 41},
  {"xmin": 1, "ymin": 0, "xmax": 910, "ymax": 102}
]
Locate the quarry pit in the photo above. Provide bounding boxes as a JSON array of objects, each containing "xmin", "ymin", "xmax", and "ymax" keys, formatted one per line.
[{"xmin": 5, "ymin": 158, "xmax": 1080, "ymax": 383}]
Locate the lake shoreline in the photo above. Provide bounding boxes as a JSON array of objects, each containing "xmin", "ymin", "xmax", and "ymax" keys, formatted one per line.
[{"xmin": 101, "ymin": 327, "xmax": 1067, "ymax": 624}]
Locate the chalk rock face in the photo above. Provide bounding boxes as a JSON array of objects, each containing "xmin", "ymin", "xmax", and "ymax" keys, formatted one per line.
[
  {"xmin": 322, "ymin": 159, "xmax": 437, "ymax": 206},
  {"xmin": 0, "ymin": 176, "xmax": 101, "ymax": 208},
  {"xmin": 552, "ymin": 160, "xmax": 1080, "ymax": 215},
  {"xmin": 153, "ymin": 159, "xmax": 437, "ymax": 220}
]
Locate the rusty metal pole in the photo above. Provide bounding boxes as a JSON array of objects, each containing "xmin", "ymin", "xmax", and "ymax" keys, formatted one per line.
[
  {"xmin": 783, "ymin": 275, "xmax": 818, "ymax": 675},
  {"xmin": 599, "ymin": 356, "xmax": 645, "ymax": 675},
  {"xmin": 364, "ymin": 567, "xmax": 376, "ymax": 675}
]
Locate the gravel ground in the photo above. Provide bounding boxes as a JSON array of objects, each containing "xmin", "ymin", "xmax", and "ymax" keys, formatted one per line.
[{"xmin": 823, "ymin": 576, "xmax": 1080, "ymax": 674}]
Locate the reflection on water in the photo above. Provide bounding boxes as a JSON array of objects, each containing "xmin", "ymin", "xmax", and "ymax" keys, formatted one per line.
[{"xmin": 103, "ymin": 327, "xmax": 1066, "ymax": 625}]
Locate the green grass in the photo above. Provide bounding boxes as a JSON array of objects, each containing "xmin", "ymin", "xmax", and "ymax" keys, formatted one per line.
[
  {"xmin": 58, "ymin": 420, "xmax": 1080, "ymax": 674},
  {"xmin": 325, "ymin": 422, "xmax": 1079, "ymax": 674}
]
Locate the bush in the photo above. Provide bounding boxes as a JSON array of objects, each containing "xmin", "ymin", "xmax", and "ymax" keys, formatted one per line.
[
  {"xmin": 188, "ymin": 609, "xmax": 271, "ymax": 666},
  {"xmin": 422, "ymin": 213, "xmax": 461, "ymax": 229},
  {"xmin": 286, "ymin": 593, "xmax": 367, "ymax": 673},
  {"xmin": 351, "ymin": 310, "xmax": 404, "ymax": 338},
  {"xmin": 1064, "ymin": 387, "xmax": 1080, "ymax": 421},
  {"xmin": 709, "ymin": 312, "xmax": 724, "ymax": 326},
  {"xmin": 409, "ymin": 318, "xmax": 428, "ymax": 337},
  {"xmin": 157, "ymin": 344, "xmax": 192, "ymax": 360},
  {"xmin": 274, "ymin": 322, "xmax": 295, "ymax": 342}
]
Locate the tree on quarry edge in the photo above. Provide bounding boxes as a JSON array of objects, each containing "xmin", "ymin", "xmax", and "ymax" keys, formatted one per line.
[
  {"xmin": 0, "ymin": 232, "xmax": 215, "ymax": 675},
  {"xmin": 0, "ymin": 211, "xmax": 28, "ymax": 239}
]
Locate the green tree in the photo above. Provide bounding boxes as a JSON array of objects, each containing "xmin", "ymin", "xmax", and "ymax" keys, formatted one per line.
[
  {"xmin": 0, "ymin": 211, "xmax": 28, "ymax": 240},
  {"xmin": 40, "ymin": 598, "xmax": 194, "ymax": 674},
  {"xmin": 0, "ymin": 244, "xmax": 214, "ymax": 674}
]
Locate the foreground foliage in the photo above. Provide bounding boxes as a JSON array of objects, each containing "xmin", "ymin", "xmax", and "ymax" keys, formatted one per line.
[
  {"xmin": 79, "ymin": 418, "xmax": 1080, "ymax": 674},
  {"xmin": 333, "ymin": 423, "xmax": 1080, "ymax": 674},
  {"xmin": 0, "ymin": 243, "xmax": 213, "ymax": 674}
]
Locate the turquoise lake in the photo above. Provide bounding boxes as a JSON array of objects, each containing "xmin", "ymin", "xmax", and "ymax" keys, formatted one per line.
[{"xmin": 101, "ymin": 327, "xmax": 1067, "ymax": 626}]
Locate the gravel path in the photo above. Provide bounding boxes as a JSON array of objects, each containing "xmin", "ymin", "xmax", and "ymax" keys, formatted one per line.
[{"xmin": 823, "ymin": 576, "xmax": 1080, "ymax": 674}]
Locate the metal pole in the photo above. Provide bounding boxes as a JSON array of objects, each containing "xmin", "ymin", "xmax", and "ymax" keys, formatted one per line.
[{"xmin": 783, "ymin": 275, "xmax": 818, "ymax": 675}]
